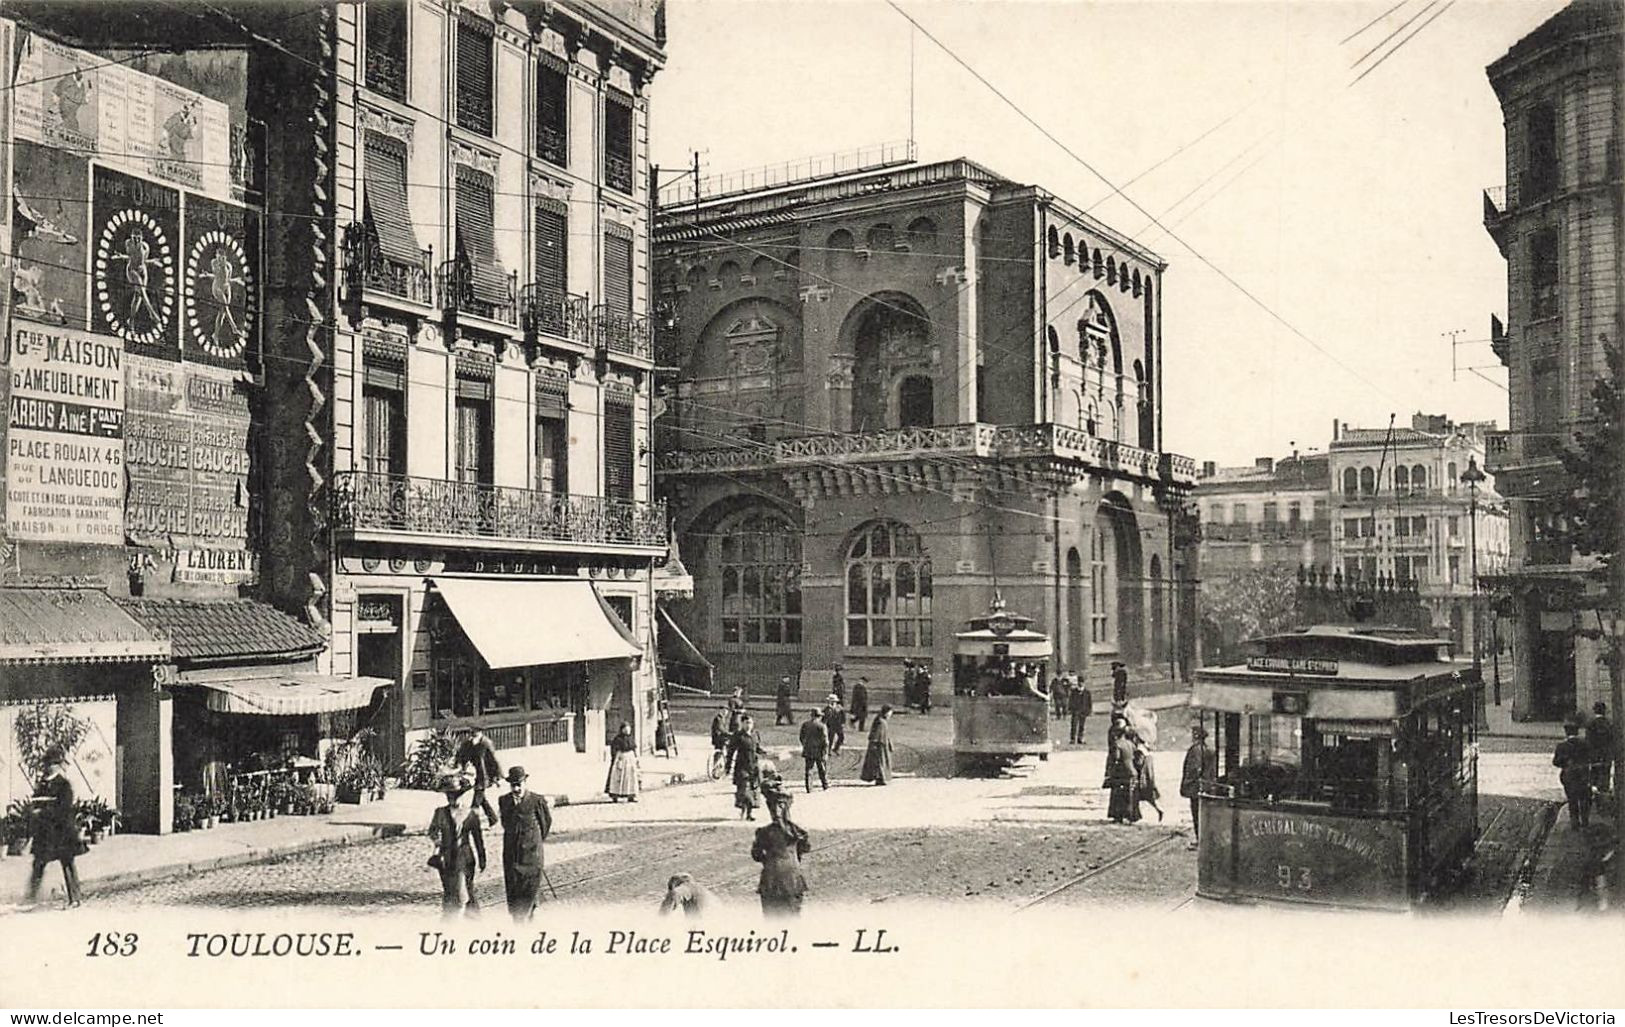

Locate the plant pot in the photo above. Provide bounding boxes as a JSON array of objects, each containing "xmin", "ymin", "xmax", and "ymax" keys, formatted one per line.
[
  {"xmin": 336, "ymin": 785, "xmax": 362, "ymax": 805},
  {"xmin": 88, "ymin": 829, "xmax": 104, "ymax": 845}
]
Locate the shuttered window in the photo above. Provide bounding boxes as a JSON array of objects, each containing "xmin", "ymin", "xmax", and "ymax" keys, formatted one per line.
[
  {"xmin": 454, "ymin": 396, "xmax": 492, "ymax": 484},
  {"xmin": 603, "ymin": 395, "xmax": 635, "ymax": 503},
  {"xmin": 535, "ymin": 59, "xmax": 568, "ymax": 167},
  {"xmin": 364, "ymin": 0, "xmax": 408, "ymax": 101},
  {"xmin": 455, "ymin": 169, "xmax": 509, "ymax": 306},
  {"xmin": 533, "ymin": 206, "xmax": 567, "ymax": 295},
  {"xmin": 455, "ymin": 18, "xmax": 494, "ymax": 136},
  {"xmin": 604, "ymin": 232, "xmax": 633, "ymax": 316},
  {"xmin": 603, "ymin": 92, "xmax": 633, "ymax": 193},
  {"xmin": 362, "ymin": 384, "xmax": 405, "ymax": 476},
  {"xmin": 535, "ymin": 391, "xmax": 568, "ymax": 496},
  {"xmin": 362, "ymin": 136, "xmax": 421, "ymax": 266}
]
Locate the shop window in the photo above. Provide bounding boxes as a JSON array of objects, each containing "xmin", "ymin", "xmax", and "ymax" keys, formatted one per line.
[
  {"xmin": 845, "ymin": 521, "xmax": 931, "ymax": 648},
  {"xmin": 604, "ymin": 91, "xmax": 634, "ymax": 194},
  {"xmin": 454, "ymin": 16, "xmax": 494, "ymax": 136},
  {"xmin": 1529, "ymin": 229, "xmax": 1559, "ymax": 320},
  {"xmin": 364, "ymin": 0, "xmax": 409, "ymax": 101},
  {"xmin": 535, "ymin": 57, "xmax": 568, "ymax": 167},
  {"xmin": 719, "ymin": 511, "xmax": 803, "ymax": 647}
]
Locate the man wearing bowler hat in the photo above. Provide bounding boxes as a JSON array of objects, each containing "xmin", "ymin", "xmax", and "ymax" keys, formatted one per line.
[{"xmin": 498, "ymin": 765, "xmax": 552, "ymax": 921}]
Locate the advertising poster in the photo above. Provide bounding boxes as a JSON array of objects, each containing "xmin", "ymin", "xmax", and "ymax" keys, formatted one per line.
[
  {"xmin": 182, "ymin": 193, "xmax": 258, "ymax": 372},
  {"xmin": 3, "ymin": 323, "xmax": 125, "ymax": 543},
  {"xmin": 91, "ymin": 165, "xmax": 181, "ymax": 362},
  {"xmin": 123, "ymin": 352, "xmax": 251, "ymax": 551},
  {"xmin": 11, "ymin": 141, "xmax": 90, "ymax": 329},
  {"xmin": 13, "ymin": 30, "xmax": 233, "ymax": 202}
]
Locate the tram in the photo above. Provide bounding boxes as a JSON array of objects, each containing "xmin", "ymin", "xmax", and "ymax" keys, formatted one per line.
[
  {"xmin": 1191, "ymin": 625, "xmax": 1481, "ymax": 911},
  {"xmin": 951, "ymin": 598, "xmax": 1052, "ymax": 773}
]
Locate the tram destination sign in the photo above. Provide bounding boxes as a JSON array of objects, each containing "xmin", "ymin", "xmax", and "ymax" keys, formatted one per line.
[{"xmin": 1246, "ymin": 655, "xmax": 1339, "ymax": 675}]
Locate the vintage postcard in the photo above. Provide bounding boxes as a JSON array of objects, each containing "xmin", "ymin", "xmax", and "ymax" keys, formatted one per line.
[{"xmin": 0, "ymin": 0, "xmax": 1621, "ymax": 1010}]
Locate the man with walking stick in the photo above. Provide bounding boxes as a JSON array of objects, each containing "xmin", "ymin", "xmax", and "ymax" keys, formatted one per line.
[{"xmin": 499, "ymin": 766, "xmax": 553, "ymax": 921}]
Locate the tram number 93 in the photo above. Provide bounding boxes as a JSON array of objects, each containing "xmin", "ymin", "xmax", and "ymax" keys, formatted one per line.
[{"xmin": 1276, "ymin": 865, "xmax": 1313, "ymax": 891}]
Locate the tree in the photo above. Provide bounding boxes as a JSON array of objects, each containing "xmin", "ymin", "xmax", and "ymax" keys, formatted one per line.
[
  {"xmin": 1199, "ymin": 566, "xmax": 1301, "ymax": 665},
  {"xmin": 1555, "ymin": 339, "xmax": 1621, "ymax": 573}
]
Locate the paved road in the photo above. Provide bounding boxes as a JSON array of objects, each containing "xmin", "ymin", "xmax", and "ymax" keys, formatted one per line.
[{"xmin": 95, "ymin": 707, "xmax": 1541, "ymax": 914}]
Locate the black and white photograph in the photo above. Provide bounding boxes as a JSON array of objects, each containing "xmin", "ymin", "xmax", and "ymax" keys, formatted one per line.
[{"xmin": 0, "ymin": 0, "xmax": 1620, "ymax": 1011}]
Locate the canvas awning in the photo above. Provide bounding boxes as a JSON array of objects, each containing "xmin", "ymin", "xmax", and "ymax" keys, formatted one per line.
[
  {"xmin": 430, "ymin": 578, "xmax": 640, "ymax": 670},
  {"xmin": 0, "ymin": 588, "xmax": 171, "ymax": 665},
  {"xmin": 191, "ymin": 673, "xmax": 390, "ymax": 716},
  {"xmin": 657, "ymin": 606, "xmax": 712, "ymax": 669}
]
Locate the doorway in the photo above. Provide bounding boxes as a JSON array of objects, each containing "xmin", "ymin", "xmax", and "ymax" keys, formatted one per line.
[{"xmin": 1531, "ymin": 630, "xmax": 1576, "ymax": 721}]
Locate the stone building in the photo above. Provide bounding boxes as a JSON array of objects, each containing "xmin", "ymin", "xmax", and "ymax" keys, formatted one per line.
[
  {"xmin": 1327, "ymin": 415, "xmax": 1509, "ymax": 663},
  {"xmin": 653, "ymin": 158, "xmax": 1199, "ymax": 702},
  {"xmin": 1481, "ymin": 0, "xmax": 1621, "ymax": 721},
  {"xmin": 1195, "ymin": 452, "xmax": 1332, "ymax": 580}
]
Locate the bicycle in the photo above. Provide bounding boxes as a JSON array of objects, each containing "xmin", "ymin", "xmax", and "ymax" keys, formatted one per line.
[{"xmin": 708, "ymin": 747, "xmax": 728, "ymax": 781}]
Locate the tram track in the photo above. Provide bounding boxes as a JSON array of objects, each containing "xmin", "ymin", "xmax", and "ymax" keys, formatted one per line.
[{"xmin": 1013, "ymin": 831, "xmax": 1185, "ymax": 911}]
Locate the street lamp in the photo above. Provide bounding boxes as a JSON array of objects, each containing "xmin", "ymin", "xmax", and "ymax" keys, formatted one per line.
[{"xmin": 1461, "ymin": 456, "xmax": 1487, "ymax": 727}]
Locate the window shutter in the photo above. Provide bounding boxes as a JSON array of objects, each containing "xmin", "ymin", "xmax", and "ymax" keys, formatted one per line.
[
  {"xmin": 364, "ymin": 0, "xmax": 408, "ymax": 100},
  {"xmin": 363, "ymin": 137, "xmax": 422, "ymax": 265},
  {"xmin": 533, "ymin": 206, "xmax": 567, "ymax": 295},
  {"xmin": 455, "ymin": 170, "xmax": 509, "ymax": 305},
  {"xmin": 535, "ymin": 59, "xmax": 568, "ymax": 165},
  {"xmin": 455, "ymin": 19, "xmax": 494, "ymax": 135},
  {"xmin": 603, "ymin": 92, "xmax": 633, "ymax": 193},
  {"xmin": 603, "ymin": 395, "xmax": 635, "ymax": 503},
  {"xmin": 604, "ymin": 232, "xmax": 633, "ymax": 315}
]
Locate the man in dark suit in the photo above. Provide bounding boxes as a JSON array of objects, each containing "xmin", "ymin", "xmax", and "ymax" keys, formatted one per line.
[
  {"xmin": 799, "ymin": 709, "xmax": 830, "ymax": 792},
  {"xmin": 1586, "ymin": 701, "xmax": 1613, "ymax": 795},
  {"xmin": 455, "ymin": 727, "xmax": 503, "ymax": 827},
  {"xmin": 1180, "ymin": 724, "xmax": 1217, "ymax": 848},
  {"xmin": 822, "ymin": 696, "xmax": 846, "ymax": 755},
  {"xmin": 498, "ymin": 765, "xmax": 553, "ymax": 922},
  {"xmin": 1068, "ymin": 682, "xmax": 1094, "ymax": 744},
  {"xmin": 1554, "ymin": 723, "xmax": 1593, "ymax": 828},
  {"xmin": 1111, "ymin": 661, "xmax": 1129, "ymax": 705},
  {"xmin": 850, "ymin": 677, "xmax": 871, "ymax": 733}
]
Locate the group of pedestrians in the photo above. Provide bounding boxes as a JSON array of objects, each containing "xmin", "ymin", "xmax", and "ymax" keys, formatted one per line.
[
  {"xmin": 901, "ymin": 660, "xmax": 933, "ymax": 713},
  {"xmin": 427, "ymin": 762, "xmax": 552, "ymax": 922},
  {"xmin": 1554, "ymin": 701, "xmax": 1615, "ymax": 829},
  {"xmin": 1050, "ymin": 671, "xmax": 1095, "ymax": 744},
  {"xmin": 1102, "ymin": 708, "xmax": 1161, "ymax": 825}
]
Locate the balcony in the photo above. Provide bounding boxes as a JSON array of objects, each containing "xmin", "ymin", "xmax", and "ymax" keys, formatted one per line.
[
  {"xmin": 341, "ymin": 226, "xmax": 434, "ymax": 307},
  {"xmin": 332, "ymin": 471, "xmax": 667, "ymax": 552},
  {"xmin": 1484, "ymin": 429, "xmax": 1562, "ymax": 477},
  {"xmin": 656, "ymin": 421, "xmax": 1197, "ymax": 486},
  {"xmin": 1483, "ymin": 185, "xmax": 1509, "ymax": 256},
  {"xmin": 439, "ymin": 260, "xmax": 517, "ymax": 327},
  {"xmin": 592, "ymin": 305, "xmax": 653, "ymax": 362},
  {"xmin": 522, "ymin": 285, "xmax": 590, "ymax": 348},
  {"xmin": 604, "ymin": 151, "xmax": 634, "ymax": 195}
]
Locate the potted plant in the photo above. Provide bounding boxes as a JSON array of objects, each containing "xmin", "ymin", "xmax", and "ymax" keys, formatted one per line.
[
  {"xmin": 172, "ymin": 794, "xmax": 196, "ymax": 833},
  {"xmin": 194, "ymin": 796, "xmax": 215, "ymax": 830},
  {"xmin": 3, "ymin": 800, "xmax": 33, "ymax": 857},
  {"xmin": 336, "ymin": 755, "xmax": 385, "ymax": 804},
  {"xmin": 77, "ymin": 798, "xmax": 116, "ymax": 844}
]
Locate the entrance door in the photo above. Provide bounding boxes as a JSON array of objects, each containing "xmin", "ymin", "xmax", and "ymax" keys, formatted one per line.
[
  {"xmin": 1531, "ymin": 630, "xmax": 1576, "ymax": 721},
  {"xmin": 358, "ymin": 630, "xmax": 404, "ymax": 768}
]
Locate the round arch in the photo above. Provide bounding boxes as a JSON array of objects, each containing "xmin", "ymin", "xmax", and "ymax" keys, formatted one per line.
[{"xmin": 837, "ymin": 291, "xmax": 933, "ymax": 432}]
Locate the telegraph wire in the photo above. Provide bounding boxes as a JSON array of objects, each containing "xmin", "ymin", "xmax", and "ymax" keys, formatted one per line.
[
  {"xmin": 1340, "ymin": 0, "xmax": 1411, "ymax": 45},
  {"xmin": 1349, "ymin": 0, "xmax": 1457, "ymax": 87},
  {"xmin": 1348, "ymin": 0, "xmax": 1439, "ymax": 69}
]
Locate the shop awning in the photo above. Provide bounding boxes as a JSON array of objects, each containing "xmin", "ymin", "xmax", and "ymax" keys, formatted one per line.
[
  {"xmin": 191, "ymin": 673, "xmax": 390, "ymax": 716},
  {"xmin": 430, "ymin": 578, "xmax": 641, "ymax": 670},
  {"xmin": 0, "ymin": 588, "xmax": 171, "ymax": 665},
  {"xmin": 657, "ymin": 606, "xmax": 712, "ymax": 669}
]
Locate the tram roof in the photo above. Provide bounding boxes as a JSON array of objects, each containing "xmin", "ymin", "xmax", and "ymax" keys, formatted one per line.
[{"xmin": 1197, "ymin": 624, "xmax": 1472, "ymax": 686}]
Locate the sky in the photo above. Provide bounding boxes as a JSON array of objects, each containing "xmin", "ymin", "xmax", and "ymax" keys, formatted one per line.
[{"xmin": 647, "ymin": 0, "xmax": 1565, "ymax": 467}]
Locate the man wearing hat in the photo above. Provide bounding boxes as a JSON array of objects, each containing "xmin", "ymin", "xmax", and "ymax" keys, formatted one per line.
[
  {"xmin": 830, "ymin": 664, "xmax": 846, "ymax": 704},
  {"xmin": 821, "ymin": 694, "xmax": 846, "ymax": 755},
  {"xmin": 775, "ymin": 676, "xmax": 795, "ymax": 726},
  {"xmin": 498, "ymin": 765, "xmax": 552, "ymax": 922},
  {"xmin": 454, "ymin": 726, "xmax": 503, "ymax": 828},
  {"xmin": 1111, "ymin": 661, "xmax": 1129, "ymax": 705},
  {"xmin": 24, "ymin": 748, "xmax": 83, "ymax": 909},
  {"xmin": 1180, "ymin": 724, "xmax": 1217, "ymax": 848},
  {"xmin": 799, "ymin": 708, "xmax": 830, "ymax": 793},
  {"xmin": 849, "ymin": 676, "xmax": 870, "ymax": 733}
]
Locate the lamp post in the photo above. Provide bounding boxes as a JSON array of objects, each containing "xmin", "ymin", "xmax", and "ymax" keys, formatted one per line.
[{"xmin": 1461, "ymin": 456, "xmax": 1487, "ymax": 728}]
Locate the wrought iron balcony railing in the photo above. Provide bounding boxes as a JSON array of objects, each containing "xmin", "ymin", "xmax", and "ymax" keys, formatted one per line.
[
  {"xmin": 535, "ymin": 123, "xmax": 568, "ymax": 168},
  {"xmin": 332, "ymin": 471, "xmax": 667, "ymax": 549},
  {"xmin": 341, "ymin": 226, "xmax": 434, "ymax": 306},
  {"xmin": 592, "ymin": 305, "xmax": 653, "ymax": 360},
  {"xmin": 522, "ymin": 285, "xmax": 591, "ymax": 345},
  {"xmin": 604, "ymin": 151, "xmax": 634, "ymax": 194},
  {"xmin": 438, "ymin": 260, "xmax": 518, "ymax": 325}
]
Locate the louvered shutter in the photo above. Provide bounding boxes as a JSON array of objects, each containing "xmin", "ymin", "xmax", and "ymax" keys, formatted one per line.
[
  {"xmin": 363, "ymin": 137, "xmax": 421, "ymax": 265},
  {"xmin": 364, "ymin": 0, "xmax": 408, "ymax": 100},
  {"xmin": 455, "ymin": 19, "xmax": 493, "ymax": 135},
  {"xmin": 535, "ymin": 60, "xmax": 568, "ymax": 166},
  {"xmin": 533, "ymin": 207, "xmax": 567, "ymax": 295},
  {"xmin": 456, "ymin": 170, "xmax": 508, "ymax": 306},
  {"xmin": 604, "ymin": 233, "xmax": 633, "ymax": 316},
  {"xmin": 603, "ymin": 396, "xmax": 634, "ymax": 503}
]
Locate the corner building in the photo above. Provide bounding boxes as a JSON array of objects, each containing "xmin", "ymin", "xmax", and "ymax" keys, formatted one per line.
[
  {"xmin": 654, "ymin": 159, "xmax": 1199, "ymax": 702},
  {"xmin": 322, "ymin": 0, "xmax": 669, "ymax": 772}
]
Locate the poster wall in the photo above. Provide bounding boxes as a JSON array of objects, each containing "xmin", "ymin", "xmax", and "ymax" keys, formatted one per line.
[
  {"xmin": 11, "ymin": 141, "xmax": 90, "ymax": 329},
  {"xmin": 91, "ymin": 166, "xmax": 182, "ymax": 362},
  {"xmin": 4, "ymin": 323, "xmax": 126, "ymax": 544},
  {"xmin": 124, "ymin": 353, "xmax": 251, "ymax": 554},
  {"xmin": 182, "ymin": 194, "xmax": 258, "ymax": 373},
  {"xmin": 12, "ymin": 32, "xmax": 234, "ymax": 203}
]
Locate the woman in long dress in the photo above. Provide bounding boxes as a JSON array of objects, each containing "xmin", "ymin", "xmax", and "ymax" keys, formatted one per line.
[
  {"xmin": 605, "ymin": 722, "xmax": 640, "ymax": 802},
  {"xmin": 427, "ymin": 775, "xmax": 486, "ymax": 917},
  {"xmin": 752, "ymin": 786, "xmax": 811, "ymax": 916},
  {"xmin": 860, "ymin": 705, "xmax": 894, "ymax": 785},
  {"xmin": 1103, "ymin": 721, "xmax": 1140, "ymax": 824},
  {"xmin": 731, "ymin": 715, "xmax": 763, "ymax": 819},
  {"xmin": 1132, "ymin": 731, "xmax": 1163, "ymax": 822}
]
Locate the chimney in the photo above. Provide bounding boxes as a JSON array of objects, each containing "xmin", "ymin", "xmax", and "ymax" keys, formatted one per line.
[
  {"xmin": 1332, "ymin": 419, "xmax": 1340, "ymax": 442},
  {"xmin": 1255, "ymin": 457, "xmax": 1274, "ymax": 473},
  {"xmin": 1201, "ymin": 460, "xmax": 1216, "ymax": 478}
]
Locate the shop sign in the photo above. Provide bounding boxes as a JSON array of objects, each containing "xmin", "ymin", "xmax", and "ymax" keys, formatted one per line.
[
  {"xmin": 1246, "ymin": 656, "xmax": 1339, "ymax": 675},
  {"xmin": 13, "ymin": 32, "xmax": 233, "ymax": 202},
  {"xmin": 124, "ymin": 353, "xmax": 251, "ymax": 549},
  {"xmin": 356, "ymin": 596, "xmax": 401, "ymax": 634},
  {"xmin": 173, "ymin": 547, "xmax": 257, "ymax": 585},
  {"xmin": 4, "ymin": 324, "xmax": 125, "ymax": 543}
]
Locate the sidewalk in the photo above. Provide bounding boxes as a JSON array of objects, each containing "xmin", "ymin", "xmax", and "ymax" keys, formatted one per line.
[
  {"xmin": 3, "ymin": 732, "xmax": 714, "ymax": 903},
  {"xmin": 1515, "ymin": 797, "xmax": 1617, "ymax": 913}
]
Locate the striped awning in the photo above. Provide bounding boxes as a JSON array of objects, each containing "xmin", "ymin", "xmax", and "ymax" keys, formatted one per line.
[
  {"xmin": 362, "ymin": 138, "xmax": 423, "ymax": 267},
  {"xmin": 193, "ymin": 673, "xmax": 390, "ymax": 716},
  {"xmin": 655, "ymin": 212, "xmax": 797, "ymax": 243}
]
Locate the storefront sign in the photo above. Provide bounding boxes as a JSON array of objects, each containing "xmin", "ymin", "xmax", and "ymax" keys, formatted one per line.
[
  {"xmin": 1246, "ymin": 656, "xmax": 1340, "ymax": 675},
  {"xmin": 173, "ymin": 547, "xmax": 257, "ymax": 585},
  {"xmin": 356, "ymin": 596, "xmax": 401, "ymax": 633},
  {"xmin": 13, "ymin": 32, "xmax": 233, "ymax": 202},
  {"xmin": 124, "ymin": 353, "xmax": 251, "ymax": 549},
  {"xmin": 4, "ymin": 324, "xmax": 125, "ymax": 543}
]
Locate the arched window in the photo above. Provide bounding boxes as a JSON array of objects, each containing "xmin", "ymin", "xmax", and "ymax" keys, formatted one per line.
[
  {"xmin": 1149, "ymin": 553, "xmax": 1166, "ymax": 664},
  {"xmin": 1063, "ymin": 233, "xmax": 1075, "ymax": 265},
  {"xmin": 1132, "ymin": 268, "xmax": 1142, "ymax": 296},
  {"xmin": 1085, "ymin": 400, "xmax": 1099, "ymax": 435},
  {"xmin": 717, "ymin": 260, "xmax": 741, "ymax": 286},
  {"xmin": 1343, "ymin": 467, "xmax": 1358, "ymax": 496},
  {"xmin": 865, "ymin": 223, "xmax": 895, "ymax": 252},
  {"xmin": 1411, "ymin": 464, "xmax": 1426, "ymax": 494},
  {"xmin": 685, "ymin": 265, "xmax": 707, "ymax": 292},
  {"xmin": 846, "ymin": 522, "xmax": 932, "ymax": 648},
  {"xmin": 897, "ymin": 375, "xmax": 934, "ymax": 427},
  {"xmin": 906, "ymin": 217, "xmax": 938, "ymax": 252},
  {"xmin": 1105, "ymin": 256, "xmax": 1116, "ymax": 285},
  {"xmin": 1447, "ymin": 461, "xmax": 1458, "ymax": 494},
  {"xmin": 1092, "ymin": 248, "xmax": 1103, "ymax": 277},
  {"xmin": 1047, "ymin": 226, "xmax": 1061, "ymax": 258},
  {"xmin": 1089, "ymin": 525, "xmax": 1111, "ymax": 646},
  {"xmin": 827, "ymin": 229, "xmax": 854, "ymax": 251},
  {"xmin": 749, "ymin": 255, "xmax": 775, "ymax": 281},
  {"xmin": 849, "ymin": 293, "xmax": 931, "ymax": 432},
  {"xmin": 718, "ymin": 511, "xmax": 803, "ymax": 646},
  {"xmin": 1395, "ymin": 465, "xmax": 1409, "ymax": 492},
  {"xmin": 1359, "ymin": 466, "xmax": 1375, "ymax": 496}
]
